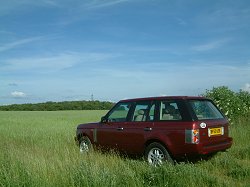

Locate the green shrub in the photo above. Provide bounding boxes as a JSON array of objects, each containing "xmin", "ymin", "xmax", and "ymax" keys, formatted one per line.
[{"xmin": 204, "ymin": 86, "xmax": 250, "ymax": 122}]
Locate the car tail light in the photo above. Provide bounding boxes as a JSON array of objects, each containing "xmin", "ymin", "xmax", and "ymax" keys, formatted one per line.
[{"xmin": 185, "ymin": 129, "xmax": 200, "ymax": 144}]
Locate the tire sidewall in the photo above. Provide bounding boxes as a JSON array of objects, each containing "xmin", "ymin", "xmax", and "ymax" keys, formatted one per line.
[
  {"xmin": 145, "ymin": 142, "xmax": 174, "ymax": 165},
  {"xmin": 79, "ymin": 136, "xmax": 92, "ymax": 153}
]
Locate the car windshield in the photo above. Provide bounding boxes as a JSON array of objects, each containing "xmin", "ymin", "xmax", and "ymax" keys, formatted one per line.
[{"xmin": 189, "ymin": 100, "xmax": 224, "ymax": 120}]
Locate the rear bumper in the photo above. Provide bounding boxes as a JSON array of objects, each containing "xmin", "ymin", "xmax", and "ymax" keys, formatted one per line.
[
  {"xmin": 174, "ymin": 137, "xmax": 233, "ymax": 158},
  {"xmin": 198, "ymin": 137, "xmax": 233, "ymax": 155}
]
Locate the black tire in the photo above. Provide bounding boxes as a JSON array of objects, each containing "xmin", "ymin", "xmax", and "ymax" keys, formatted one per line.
[
  {"xmin": 145, "ymin": 142, "xmax": 174, "ymax": 166},
  {"xmin": 79, "ymin": 136, "xmax": 92, "ymax": 153}
]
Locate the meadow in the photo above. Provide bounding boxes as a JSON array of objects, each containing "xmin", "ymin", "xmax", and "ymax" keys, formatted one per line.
[{"xmin": 0, "ymin": 110, "xmax": 249, "ymax": 187}]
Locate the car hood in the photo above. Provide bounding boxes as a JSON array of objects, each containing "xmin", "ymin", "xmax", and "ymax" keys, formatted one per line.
[{"xmin": 77, "ymin": 122, "xmax": 100, "ymax": 129}]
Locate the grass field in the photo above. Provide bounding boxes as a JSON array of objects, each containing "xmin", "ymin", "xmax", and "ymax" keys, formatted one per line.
[{"xmin": 0, "ymin": 110, "xmax": 249, "ymax": 187}]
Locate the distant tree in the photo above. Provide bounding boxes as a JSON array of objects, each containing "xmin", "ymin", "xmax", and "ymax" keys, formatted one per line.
[{"xmin": 0, "ymin": 100, "xmax": 114, "ymax": 111}]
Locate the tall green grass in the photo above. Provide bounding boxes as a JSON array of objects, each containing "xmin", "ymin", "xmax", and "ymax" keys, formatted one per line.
[{"xmin": 0, "ymin": 111, "xmax": 249, "ymax": 187}]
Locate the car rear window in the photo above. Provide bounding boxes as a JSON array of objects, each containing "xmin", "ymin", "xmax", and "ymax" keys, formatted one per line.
[{"xmin": 188, "ymin": 100, "xmax": 224, "ymax": 120}]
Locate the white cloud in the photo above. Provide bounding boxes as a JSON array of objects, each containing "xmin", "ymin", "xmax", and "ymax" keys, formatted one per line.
[
  {"xmin": 0, "ymin": 36, "xmax": 43, "ymax": 52},
  {"xmin": 175, "ymin": 17, "xmax": 187, "ymax": 26},
  {"xmin": 0, "ymin": 0, "xmax": 60, "ymax": 16},
  {"xmin": 8, "ymin": 83, "xmax": 18, "ymax": 87},
  {"xmin": 242, "ymin": 83, "xmax": 250, "ymax": 93},
  {"xmin": 205, "ymin": 6, "xmax": 250, "ymax": 31},
  {"xmin": 84, "ymin": 0, "xmax": 129, "ymax": 9},
  {"xmin": 191, "ymin": 39, "xmax": 230, "ymax": 52},
  {"xmin": 1, "ymin": 52, "xmax": 118, "ymax": 72},
  {"xmin": 0, "ymin": 0, "xmax": 133, "ymax": 26},
  {"xmin": 11, "ymin": 91, "xmax": 26, "ymax": 98},
  {"xmin": 0, "ymin": 0, "xmax": 130, "ymax": 15}
]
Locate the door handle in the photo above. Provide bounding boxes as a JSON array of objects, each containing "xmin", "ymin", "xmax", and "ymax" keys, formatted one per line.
[
  {"xmin": 117, "ymin": 127, "xmax": 124, "ymax": 131},
  {"xmin": 144, "ymin": 127, "xmax": 152, "ymax": 131}
]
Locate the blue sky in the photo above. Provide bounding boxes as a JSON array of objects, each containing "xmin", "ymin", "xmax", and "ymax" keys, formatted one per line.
[{"xmin": 0, "ymin": 0, "xmax": 250, "ymax": 105}]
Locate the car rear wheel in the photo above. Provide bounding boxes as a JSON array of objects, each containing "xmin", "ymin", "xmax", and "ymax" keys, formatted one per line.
[
  {"xmin": 145, "ymin": 142, "xmax": 174, "ymax": 166},
  {"xmin": 79, "ymin": 136, "xmax": 92, "ymax": 153}
]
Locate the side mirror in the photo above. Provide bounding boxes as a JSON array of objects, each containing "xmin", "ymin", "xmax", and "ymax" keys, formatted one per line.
[{"xmin": 101, "ymin": 116, "xmax": 107, "ymax": 123}]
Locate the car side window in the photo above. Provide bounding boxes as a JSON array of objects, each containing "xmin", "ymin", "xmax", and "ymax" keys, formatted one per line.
[
  {"xmin": 160, "ymin": 100, "xmax": 182, "ymax": 121},
  {"xmin": 107, "ymin": 102, "xmax": 131, "ymax": 122},
  {"xmin": 132, "ymin": 102, "xmax": 155, "ymax": 122}
]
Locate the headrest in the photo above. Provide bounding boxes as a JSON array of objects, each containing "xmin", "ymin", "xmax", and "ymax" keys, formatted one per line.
[
  {"xmin": 137, "ymin": 109, "xmax": 144, "ymax": 115},
  {"xmin": 165, "ymin": 105, "xmax": 175, "ymax": 113}
]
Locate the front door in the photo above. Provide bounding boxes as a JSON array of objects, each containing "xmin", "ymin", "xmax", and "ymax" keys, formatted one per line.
[
  {"xmin": 97, "ymin": 101, "xmax": 156, "ymax": 154},
  {"xmin": 97, "ymin": 102, "xmax": 132, "ymax": 150}
]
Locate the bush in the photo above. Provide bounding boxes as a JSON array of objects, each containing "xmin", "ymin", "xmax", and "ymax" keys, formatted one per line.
[{"xmin": 203, "ymin": 86, "xmax": 250, "ymax": 122}]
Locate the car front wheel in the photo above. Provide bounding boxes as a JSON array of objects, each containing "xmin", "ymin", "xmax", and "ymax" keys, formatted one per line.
[
  {"xmin": 145, "ymin": 142, "xmax": 174, "ymax": 166},
  {"xmin": 79, "ymin": 136, "xmax": 92, "ymax": 153}
]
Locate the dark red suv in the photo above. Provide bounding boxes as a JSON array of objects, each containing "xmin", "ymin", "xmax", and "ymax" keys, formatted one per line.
[{"xmin": 75, "ymin": 96, "xmax": 233, "ymax": 165}]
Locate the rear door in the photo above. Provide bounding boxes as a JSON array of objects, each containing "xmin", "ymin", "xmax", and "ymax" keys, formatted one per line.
[{"xmin": 153, "ymin": 99, "xmax": 189, "ymax": 155}]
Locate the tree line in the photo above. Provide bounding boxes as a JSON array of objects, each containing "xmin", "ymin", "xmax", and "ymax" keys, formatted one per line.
[
  {"xmin": 1, "ymin": 86, "xmax": 249, "ymax": 113},
  {"xmin": 0, "ymin": 100, "xmax": 114, "ymax": 111}
]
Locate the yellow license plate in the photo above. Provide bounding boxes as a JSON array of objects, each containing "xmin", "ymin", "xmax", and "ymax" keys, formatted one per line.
[{"xmin": 208, "ymin": 127, "xmax": 224, "ymax": 137}]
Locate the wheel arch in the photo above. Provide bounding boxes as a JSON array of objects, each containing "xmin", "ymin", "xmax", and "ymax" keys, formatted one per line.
[
  {"xmin": 144, "ymin": 138, "xmax": 174, "ymax": 158},
  {"xmin": 77, "ymin": 132, "xmax": 91, "ymax": 143}
]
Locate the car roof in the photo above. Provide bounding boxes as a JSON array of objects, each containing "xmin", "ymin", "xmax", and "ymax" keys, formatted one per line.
[{"xmin": 120, "ymin": 96, "xmax": 207, "ymax": 102}]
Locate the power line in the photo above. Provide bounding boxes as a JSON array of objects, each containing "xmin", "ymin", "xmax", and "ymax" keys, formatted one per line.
[{"xmin": 91, "ymin": 93, "xmax": 94, "ymax": 101}]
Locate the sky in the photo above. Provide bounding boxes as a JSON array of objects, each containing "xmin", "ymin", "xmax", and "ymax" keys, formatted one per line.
[{"xmin": 0, "ymin": 0, "xmax": 250, "ymax": 105}]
